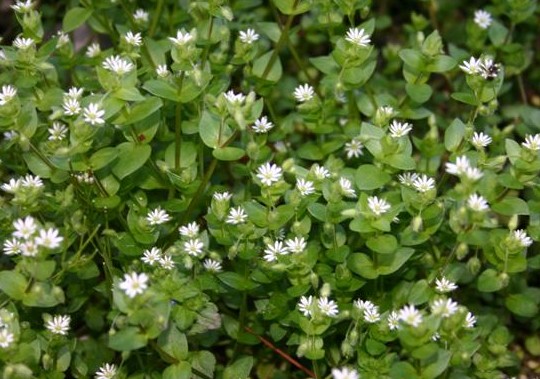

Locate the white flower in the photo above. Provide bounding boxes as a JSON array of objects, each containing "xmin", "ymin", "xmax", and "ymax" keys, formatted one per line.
[
  {"xmin": 48, "ymin": 122, "xmax": 68, "ymax": 141},
  {"xmin": 398, "ymin": 305, "xmax": 423, "ymax": 327},
  {"xmin": 102, "ymin": 55, "xmax": 134, "ymax": 75},
  {"xmin": 133, "ymin": 9, "xmax": 149, "ymax": 23},
  {"xmin": 45, "ymin": 315, "xmax": 71, "ymax": 335},
  {"xmin": 298, "ymin": 295, "xmax": 314, "ymax": 317},
  {"xmin": 353, "ymin": 299, "xmax": 375, "ymax": 312},
  {"xmin": 0, "ymin": 328, "xmax": 14, "ymax": 348},
  {"xmin": 464, "ymin": 167, "xmax": 483, "ymax": 181},
  {"xmin": 142, "ymin": 247, "xmax": 162, "ymax": 266},
  {"xmin": 445, "ymin": 155, "xmax": 470, "ymax": 175},
  {"xmin": 57, "ymin": 31, "xmax": 70, "ymax": 47},
  {"xmin": 474, "ymin": 10, "xmax": 492, "ymax": 29},
  {"xmin": 65, "ymin": 87, "xmax": 83, "ymax": 100},
  {"xmin": 156, "ymin": 64, "xmax": 169, "ymax": 77},
  {"xmin": 146, "ymin": 207, "xmax": 171, "ymax": 225},
  {"xmin": 377, "ymin": 106, "xmax": 395, "ymax": 118},
  {"xmin": 459, "ymin": 57, "xmax": 482, "ymax": 75},
  {"xmin": 183, "ymin": 238, "xmax": 204, "ymax": 256},
  {"xmin": 13, "ymin": 216, "xmax": 37, "ymax": 240},
  {"xmin": 86, "ymin": 42, "xmax": 101, "ymax": 58},
  {"xmin": 1, "ymin": 178, "xmax": 22, "ymax": 193},
  {"xmin": 21, "ymin": 240, "xmax": 38, "ymax": 257},
  {"xmin": 464, "ymin": 312, "xmax": 476, "ymax": 328},
  {"xmin": 413, "ymin": 174, "xmax": 435, "ymax": 192},
  {"xmin": 387, "ymin": 311, "xmax": 400, "ymax": 330},
  {"xmin": 11, "ymin": 0, "xmax": 33, "ymax": 13},
  {"xmin": 467, "ymin": 193, "xmax": 489, "ymax": 211},
  {"xmin": 179, "ymin": 222, "xmax": 200, "ymax": 238},
  {"xmin": 294, "ymin": 178, "xmax": 314, "ymax": 196},
  {"xmin": 344, "ymin": 27, "xmax": 371, "ymax": 47},
  {"xmin": 318, "ymin": 297, "xmax": 339, "ymax": 317},
  {"xmin": 13, "ymin": 37, "xmax": 34, "ymax": 50},
  {"xmin": 312, "ymin": 164, "xmax": 331, "ymax": 180},
  {"xmin": 3, "ymin": 238, "xmax": 22, "ymax": 255},
  {"xmin": 35, "ymin": 228, "xmax": 63, "ymax": 249},
  {"xmin": 124, "ymin": 31, "xmax": 142, "ymax": 46},
  {"xmin": 159, "ymin": 255, "xmax": 175, "ymax": 270},
  {"xmin": 63, "ymin": 98, "xmax": 81, "ymax": 116},
  {"xmin": 256, "ymin": 162, "xmax": 282, "ymax": 186},
  {"xmin": 203, "ymin": 259, "xmax": 222, "ymax": 273},
  {"xmin": 285, "ymin": 237, "xmax": 306, "ymax": 253},
  {"xmin": 252, "ymin": 116, "xmax": 274, "ymax": 133},
  {"xmin": 331, "ymin": 367, "xmax": 360, "ymax": 379},
  {"xmin": 389, "ymin": 120, "xmax": 413, "ymax": 138},
  {"xmin": 471, "ymin": 132, "xmax": 492, "ymax": 148},
  {"xmin": 263, "ymin": 241, "xmax": 288, "ymax": 262},
  {"xmin": 367, "ymin": 196, "xmax": 391, "ymax": 216},
  {"xmin": 95, "ymin": 363, "xmax": 117, "ymax": 379},
  {"xmin": 522, "ymin": 134, "xmax": 540, "ymax": 151},
  {"xmin": 363, "ymin": 306, "xmax": 381, "ymax": 323},
  {"xmin": 239, "ymin": 29, "xmax": 259, "ymax": 44},
  {"xmin": 0, "ymin": 85, "xmax": 17, "ymax": 106},
  {"xmin": 119, "ymin": 272, "xmax": 149, "ymax": 298},
  {"xmin": 431, "ymin": 298, "xmax": 459, "ymax": 318},
  {"xmin": 512, "ymin": 229, "xmax": 533, "ymax": 247},
  {"xmin": 3, "ymin": 131, "xmax": 17, "ymax": 140},
  {"xmin": 397, "ymin": 172, "xmax": 418, "ymax": 187},
  {"xmin": 293, "ymin": 84, "xmax": 314, "ymax": 102},
  {"xmin": 339, "ymin": 177, "xmax": 356, "ymax": 198},
  {"xmin": 169, "ymin": 30, "xmax": 194, "ymax": 46},
  {"xmin": 344, "ymin": 139, "xmax": 363, "ymax": 159},
  {"xmin": 214, "ymin": 191, "xmax": 233, "ymax": 201},
  {"xmin": 435, "ymin": 277, "xmax": 458, "ymax": 293},
  {"xmin": 479, "ymin": 58, "xmax": 501, "ymax": 80},
  {"xmin": 431, "ymin": 332, "xmax": 441, "ymax": 341},
  {"xmin": 21, "ymin": 175, "xmax": 43, "ymax": 188},
  {"xmin": 223, "ymin": 90, "xmax": 246, "ymax": 105},
  {"xmin": 83, "ymin": 103, "xmax": 105, "ymax": 126},
  {"xmin": 226, "ymin": 207, "xmax": 247, "ymax": 225}
]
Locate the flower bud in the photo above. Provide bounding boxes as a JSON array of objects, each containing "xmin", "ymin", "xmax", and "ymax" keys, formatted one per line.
[
  {"xmin": 508, "ymin": 215, "xmax": 518, "ymax": 231},
  {"xmin": 498, "ymin": 272, "xmax": 510, "ymax": 287},
  {"xmin": 320, "ymin": 283, "xmax": 331, "ymax": 298},
  {"xmin": 412, "ymin": 215, "xmax": 423, "ymax": 232},
  {"xmin": 467, "ymin": 256, "xmax": 481, "ymax": 275},
  {"xmin": 456, "ymin": 243, "xmax": 469, "ymax": 260}
]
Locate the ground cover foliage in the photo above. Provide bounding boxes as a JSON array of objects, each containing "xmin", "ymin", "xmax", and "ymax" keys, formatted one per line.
[{"xmin": 0, "ymin": 0, "xmax": 539, "ymax": 378}]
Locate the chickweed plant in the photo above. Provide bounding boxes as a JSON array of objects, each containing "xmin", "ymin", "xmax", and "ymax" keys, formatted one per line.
[{"xmin": 0, "ymin": 0, "xmax": 539, "ymax": 378}]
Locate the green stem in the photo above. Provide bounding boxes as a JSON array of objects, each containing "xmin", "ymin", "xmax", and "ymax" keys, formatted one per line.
[
  {"xmin": 200, "ymin": 17, "xmax": 215, "ymax": 69},
  {"xmin": 174, "ymin": 102, "xmax": 184, "ymax": 172},
  {"xmin": 149, "ymin": 0, "xmax": 165, "ymax": 37},
  {"xmin": 517, "ymin": 74, "xmax": 528, "ymax": 105},
  {"xmin": 312, "ymin": 359, "xmax": 322, "ymax": 379},
  {"xmin": 28, "ymin": 142, "xmax": 55, "ymax": 170}
]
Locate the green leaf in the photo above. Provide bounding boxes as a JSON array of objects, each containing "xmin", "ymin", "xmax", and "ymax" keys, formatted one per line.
[
  {"xmin": 213, "ymin": 147, "xmax": 245, "ymax": 161},
  {"xmin": 421, "ymin": 349, "xmax": 452, "ymax": 379},
  {"xmin": 492, "ymin": 197, "xmax": 529, "ymax": 216},
  {"xmin": 252, "ymin": 50, "xmax": 282, "ymax": 82},
  {"xmin": 366, "ymin": 234, "xmax": 397, "ymax": 254},
  {"xmin": 223, "ymin": 356, "xmax": 253, "ymax": 379},
  {"xmin": 384, "ymin": 154, "xmax": 416, "ymax": 170},
  {"xmin": 390, "ymin": 362, "xmax": 419, "ymax": 379},
  {"xmin": 90, "ymin": 148, "xmax": 119, "ymax": 170},
  {"xmin": 273, "ymin": 0, "xmax": 311, "ymax": 15},
  {"xmin": 199, "ymin": 111, "xmax": 232, "ymax": 149},
  {"xmin": 113, "ymin": 87, "xmax": 145, "ymax": 102},
  {"xmin": 406, "ymin": 83, "xmax": 432, "ymax": 103},
  {"xmin": 505, "ymin": 294, "xmax": 538, "ymax": 317},
  {"xmin": 309, "ymin": 56, "xmax": 339, "ymax": 75},
  {"xmin": 157, "ymin": 325, "xmax": 188, "ymax": 361},
  {"xmin": 256, "ymin": 22, "xmax": 281, "ymax": 43},
  {"xmin": 0, "ymin": 271, "xmax": 27, "ymax": 300},
  {"xmin": 347, "ymin": 253, "xmax": 378, "ymax": 279},
  {"xmin": 477, "ymin": 269, "xmax": 503, "ymax": 292},
  {"xmin": 217, "ymin": 272, "xmax": 257, "ymax": 291},
  {"xmin": 355, "ymin": 164, "xmax": 391, "ymax": 190},
  {"xmin": 62, "ymin": 7, "xmax": 92, "ymax": 32},
  {"xmin": 114, "ymin": 97, "xmax": 163, "ymax": 125},
  {"xmin": 163, "ymin": 363, "xmax": 192, "ymax": 379},
  {"xmin": 488, "ymin": 20, "xmax": 509, "ymax": 46},
  {"xmin": 399, "ymin": 49, "xmax": 424, "ymax": 70},
  {"xmin": 108, "ymin": 327, "xmax": 148, "ymax": 351},
  {"xmin": 426, "ymin": 55, "xmax": 456, "ymax": 73},
  {"xmin": 112, "ymin": 143, "xmax": 152, "ymax": 180},
  {"xmin": 444, "ymin": 118, "xmax": 466, "ymax": 152},
  {"xmin": 143, "ymin": 80, "xmax": 180, "ymax": 102},
  {"xmin": 451, "ymin": 92, "xmax": 478, "ymax": 106}
]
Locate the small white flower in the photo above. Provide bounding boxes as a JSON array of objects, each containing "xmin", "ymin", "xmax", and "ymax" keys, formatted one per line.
[
  {"xmin": 226, "ymin": 207, "xmax": 247, "ymax": 225},
  {"xmin": 83, "ymin": 103, "xmax": 105, "ymax": 126},
  {"xmin": 256, "ymin": 162, "xmax": 283, "ymax": 186},
  {"xmin": 124, "ymin": 31, "xmax": 142, "ymax": 46},
  {"xmin": 389, "ymin": 120, "xmax": 413, "ymax": 138},
  {"xmin": 331, "ymin": 367, "xmax": 360, "ymax": 379},
  {"xmin": 398, "ymin": 172, "xmax": 419, "ymax": 187},
  {"xmin": 387, "ymin": 311, "xmax": 400, "ymax": 330},
  {"xmin": 86, "ymin": 42, "xmax": 101, "ymax": 58},
  {"xmin": 474, "ymin": 10, "xmax": 493, "ymax": 29},
  {"xmin": 56, "ymin": 31, "xmax": 70, "ymax": 47},
  {"xmin": 119, "ymin": 272, "xmax": 149, "ymax": 298},
  {"xmin": 65, "ymin": 87, "xmax": 83, "ymax": 100},
  {"xmin": 35, "ymin": 228, "xmax": 63, "ymax": 249},
  {"xmin": 263, "ymin": 241, "xmax": 288, "ymax": 262},
  {"xmin": 239, "ymin": 29, "xmax": 259, "ymax": 44},
  {"xmin": 445, "ymin": 155, "xmax": 470, "ymax": 176},
  {"xmin": 63, "ymin": 98, "xmax": 81, "ymax": 116},
  {"xmin": 367, "ymin": 196, "xmax": 391, "ymax": 216},
  {"xmin": 45, "ymin": 315, "xmax": 71, "ymax": 335},
  {"xmin": 467, "ymin": 193, "xmax": 489, "ymax": 212},
  {"xmin": 21, "ymin": 174, "xmax": 43, "ymax": 188},
  {"xmin": 146, "ymin": 207, "xmax": 171, "ymax": 225},
  {"xmin": 471, "ymin": 132, "xmax": 492, "ymax": 148},
  {"xmin": 133, "ymin": 9, "xmax": 149, "ymax": 23},
  {"xmin": 3, "ymin": 131, "xmax": 17, "ymax": 140},
  {"xmin": 479, "ymin": 58, "xmax": 501, "ymax": 80},
  {"xmin": 252, "ymin": 116, "xmax": 274, "ymax": 133},
  {"xmin": 95, "ymin": 363, "xmax": 117, "ymax": 379},
  {"xmin": 0, "ymin": 328, "xmax": 14, "ymax": 348},
  {"xmin": 522, "ymin": 134, "xmax": 540, "ymax": 151},
  {"xmin": 1, "ymin": 178, "xmax": 22, "ymax": 193},
  {"xmin": 318, "ymin": 297, "xmax": 339, "ymax": 317},
  {"xmin": 431, "ymin": 332, "xmax": 441, "ymax": 341},
  {"xmin": 431, "ymin": 298, "xmax": 459, "ymax": 318},
  {"xmin": 344, "ymin": 139, "xmax": 363, "ymax": 159},
  {"xmin": 159, "ymin": 255, "xmax": 175, "ymax": 270},
  {"xmin": 21, "ymin": 240, "xmax": 38, "ymax": 257},
  {"xmin": 183, "ymin": 238, "xmax": 204, "ymax": 256},
  {"xmin": 293, "ymin": 84, "xmax": 314, "ymax": 102},
  {"xmin": 13, "ymin": 37, "xmax": 34, "ymax": 50},
  {"xmin": 464, "ymin": 312, "xmax": 477, "ymax": 328},
  {"xmin": 344, "ymin": 27, "xmax": 371, "ymax": 47},
  {"xmin": 3, "ymin": 238, "xmax": 22, "ymax": 255},
  {"xmin": 435, "ymin": 277, "xmax": 458, "ymax": 293},
  {"xmin": 398, "ymin": 305, "xmax": 423, "ymax": 327},
  {"xmin": 377, "ymin": 106, "xmax": 395, "ymax": 118},
  {"xmin": 296, "ymin": 178, "xmax": 315, "ymax": 196},
  {"xmin": 464, "ymin": 167, "xmax": 483, "ymax": 181},
  {"xmin": 353, "ymin": 299, "xmax": 375, "ymax": 312},
  {"xmin": 213, "ymin": 191, "xmax": 233, "ymax": 201},
  {"xmin": 141, "ymin": 247, "xmax": 162, "ymax": 266},
  {"xmin": 512, "ymin": 229, "xmax": 533, "ymax": 247},
  {"xmin": 413, "ymin": 174, "xmax": 435, "ymax": 192},
  {"xmin": 298, "ymin": 295, "xmax": 314, "ymax": 317},
  {"xmin": 363, "ymin": 306, "xmax": 381, "ymax": 323},
  {"xmin": 102, "ymin": 55, "xmax": 134, "ymax": 75},
  {"xmin": 11, "ymin": 0, "xmax": 33, "ymax": 13},
  {"xmin": 223, "ymin": 90, "xmax": 246, "ymax": 105},
  {"xmin": 48, "ymin": 122, "xmax": 68, "ymax": 141},
  {"xmin": 459, "ymin": 57, "xmax": 482, "ymax": 75},
  {"xmin": 169, "ymin": 30, "xmax": 194, "ymax": 46},
  {"xmin": 203, "ymin": 259, "xmax": 222, "ymax": 273},
  {"xmin": 285, "ymin": 237, "xmax": 306, "ymax": 253},
  {"xmin": 156, "ymin": 64, "xmax": 169, "ymax": 77},
  {"xmin": 179, "ymin": 222, "xmax": 200, "ymax": 238},
  {"xmin": 0, "ymin": 85, "xmax": 17, "ymax": 106},
  {"xmin": 13, "ymin": 216, "xmax": 37, "ymax": 240},
  {"xmin": 312, "ymin": 164, "xmax": 331, "ymax": 180},
  {"xmin": 339, "ymin": 177, "xmax": 356, "ymax": 198}
]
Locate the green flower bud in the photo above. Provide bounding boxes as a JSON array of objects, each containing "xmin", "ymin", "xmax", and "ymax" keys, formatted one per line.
[
  {"xmin": 412, "ymin": 215, "xmax": 423, "ymax": 232},
  {"xmin": 320, "ymin": 283, "xmax": 331, "ymax": 298},
  {"xmin": 456, "ymin": 243, "xmax": 469, "ymax": 260},
  {"xmin": 467, "ymin": 256, "xmax": 481, "ymax": 275},
  {"xmin": 508, "ymin": 215, "xmax": 518, "ymax": 231},
  {"xmin": 498, "ymin": 272, "xmax": 510, "ymax": 287}
]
